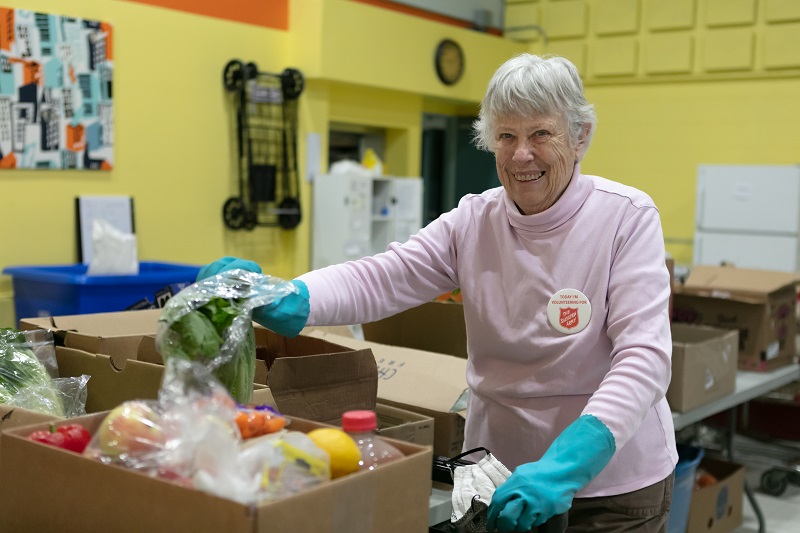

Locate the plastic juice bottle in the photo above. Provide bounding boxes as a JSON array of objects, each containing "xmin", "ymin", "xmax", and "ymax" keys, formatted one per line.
[{"xmin": 341, "ymin": 410, "xmax": 404, "ymax": 471}]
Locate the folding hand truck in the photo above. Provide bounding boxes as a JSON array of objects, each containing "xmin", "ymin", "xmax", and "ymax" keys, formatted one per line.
[{"xmin": 222, "ymin": 60, "xmax": 304, "ymax": 230}]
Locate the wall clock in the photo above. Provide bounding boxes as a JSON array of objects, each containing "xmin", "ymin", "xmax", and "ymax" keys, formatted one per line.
[{"xmin": 434, "ymin": 39, "xmax": 464, "ymax": 86}]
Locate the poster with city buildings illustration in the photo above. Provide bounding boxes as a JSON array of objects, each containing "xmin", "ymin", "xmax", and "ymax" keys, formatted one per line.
[{"xmin": 0, "ymin": 7, "xmax": 113, "ymax": 170}]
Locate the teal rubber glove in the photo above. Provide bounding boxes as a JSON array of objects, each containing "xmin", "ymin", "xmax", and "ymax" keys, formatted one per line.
[
  {"xmin": 252, "ymin": 279, "xmax": 310, "ymax": 337},
  {"xmin": 197, "ymin": 256, "xmax": 262, "ymax": 281},
  {"xmin": 486, "ymin": 414, "xmax": 616, "ymax": 532},
  {"xmin": 197, "ymin": 256, "xmax": 310, "ymax": 338}
]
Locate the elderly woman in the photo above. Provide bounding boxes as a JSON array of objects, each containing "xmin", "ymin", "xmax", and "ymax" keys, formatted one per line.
[{"xmin": 200, "ymin": 53, "xmax": 677, "ymax": 532}]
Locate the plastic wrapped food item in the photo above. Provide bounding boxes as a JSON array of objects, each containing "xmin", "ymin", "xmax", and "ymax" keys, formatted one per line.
[
  {"xmin": 0, "ymin": 328, "xmax": 89, "ymax": 417},
  {"xmin": 156, "ymin": 269, "xmax": 298, "ymax": 404}
]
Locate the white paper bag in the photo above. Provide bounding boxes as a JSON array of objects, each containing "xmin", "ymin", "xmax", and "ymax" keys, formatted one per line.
[{"xmin": 87, "ymin": 219, "xmax": 139, "ymax": 275}]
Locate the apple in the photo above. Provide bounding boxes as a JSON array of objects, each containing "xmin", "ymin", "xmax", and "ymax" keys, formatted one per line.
[{"xmin": 98, "ymin": 401, "xmax": 166, "ymax": 457}]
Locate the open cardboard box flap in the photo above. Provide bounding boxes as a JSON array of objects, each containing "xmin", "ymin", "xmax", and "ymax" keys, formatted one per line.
[
  {"xmin": 305, "ymin": 331, "xmax": 468, "ymax": 415},
  {"xmin": 681, "ymin": 265, "xmax": 800, "ymax": 303},
  {"xmin": 267, "ymin": 346, "xmax": 378, "ymax": 425},
  {"xmin": 21, "ymin": 309, "xmax": 162, "ymax": 338},
  {"xmin": 21, "ymin": 310, "xmax": 162, "ymax": 370}
]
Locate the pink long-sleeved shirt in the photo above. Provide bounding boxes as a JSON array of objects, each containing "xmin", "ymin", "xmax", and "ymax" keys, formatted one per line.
[{"xmin": 299, "ymin": 165, "xmax": 678, "ymax": 496}]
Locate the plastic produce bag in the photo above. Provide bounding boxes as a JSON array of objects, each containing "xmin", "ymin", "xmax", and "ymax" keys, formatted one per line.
[
  {"xmin": 84, "ymin": 359, "xmax": 239, "ymax": 480},
  {"xmin": 84, "ymin": 358, "xmax": 328, "ymax": 504},
  {"xmin": 9, "ymin": 374, "xmax": 90, "ymax": 418},
  {"xmin": 0, "ymin": 328, "xmax": 58, "ymax": 378},
  {"xmin": 0, "ymin": 328, "xmax": 89, "ymax": 417},
  {"xmin": 155, "ymin": 269, "xmax": 298, "ymax": 404}
]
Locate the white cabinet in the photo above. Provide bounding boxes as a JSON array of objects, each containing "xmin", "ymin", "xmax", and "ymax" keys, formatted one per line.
[
  {"xmin": 312, "ymin": 173, "xmax": 423, "ymax": 269},
  {"xmin": 694, "ymin": 165, "xmax": 800, "ymax": 272}
]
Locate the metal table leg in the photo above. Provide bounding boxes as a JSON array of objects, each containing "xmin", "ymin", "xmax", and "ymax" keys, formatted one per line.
[{"xmin": 727, "ymin": 406, "xmax": 766, "ymax": 533}]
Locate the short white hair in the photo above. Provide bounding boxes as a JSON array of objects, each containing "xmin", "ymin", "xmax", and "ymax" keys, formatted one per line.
[{"xmin": 473, "ymin": 54, "xmax": 596, "ymax": 161}]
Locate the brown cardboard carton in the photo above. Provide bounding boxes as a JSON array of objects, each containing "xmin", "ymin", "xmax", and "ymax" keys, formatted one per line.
[
  {"xmin": 686, "ymin": 457, "xmax": 744, "ymax": 533},
  {"xmin": 20, "ymin": 308, "xmax": 162, "ymax": 345},
  {"xmin": 0, "ymin": 413, "xmax": 432, "ymax": 532},
  {"xmin": 361, "ymin": 301, "xmax": 468, "ymax": 359},
  {"xmin": 668, "ymin": 324, "xmax": 738, "ymax": 412},
  {"xmin": 376, "ymin": 403, "xmax": 434, "ymax": 446},
  {"xmin": 306, "ymin": 331, "xmax": 468, "ymax": 458},
  {"xmin": 673, "ymin": 265, "xmax": 800, "ymax": 371}
]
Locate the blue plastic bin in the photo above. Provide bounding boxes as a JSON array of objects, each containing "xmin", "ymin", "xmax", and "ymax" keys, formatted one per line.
[
  {"xmin": 667, "ymin": 444, "xmax": 705, "ymax": 533},
  {"xmin": 3, "ymin": 262, "xmax": 201, "ymax": 322}
]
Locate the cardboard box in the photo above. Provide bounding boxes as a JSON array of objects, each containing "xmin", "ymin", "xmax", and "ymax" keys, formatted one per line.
[
  {"xmin": 668, "ymin": 324, "xmax": 739, "ymax": 412},
  {"xmin": 19, "ymin": 310, "xmax": 435, "ymax": 447},
  {"xmin": 673, "ymin": 265, "xmax": 800, "ymax": 371},
  {"xmin": 0, "ymin": 413, "xmax": 432, "ymax": 532},
  {"xmin": 307, "ymin": 331, "xmax": 468, "ymax": 458},
  {"xmin": 376, "ymin": 403, "xmax": 434, "ymax": 446},
  {"xmin": 361, "ymin": 301, "xmax": 468, "ymax": 359},
  {"xmin": 687, "ymin": 457, "xmax": 744, "ymax": 533}
]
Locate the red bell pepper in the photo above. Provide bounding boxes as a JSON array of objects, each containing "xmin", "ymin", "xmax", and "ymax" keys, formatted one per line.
[{"xmin": 28, "ymin": 423, "xmax": 92, "ymax": 454}]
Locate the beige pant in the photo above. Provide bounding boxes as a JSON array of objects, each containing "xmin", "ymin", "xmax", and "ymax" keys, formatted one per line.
[{"xmin": 565, "ymin": 474, "xmax": 674, "ymax": 532}]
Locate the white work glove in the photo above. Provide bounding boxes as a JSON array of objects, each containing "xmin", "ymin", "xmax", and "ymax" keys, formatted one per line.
[{"xmin": 451, "ymin": 453, "xmax": 512, "ymax": 522}]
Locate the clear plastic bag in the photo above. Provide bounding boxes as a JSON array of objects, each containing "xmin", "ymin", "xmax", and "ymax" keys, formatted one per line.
[
  {"xmin": 0, "ymin": 328, "xmax": 86, "ymax": 417},
  {"xmin": 84, "ymin": 359, "xmax": 240, "ymax": 483},
  {"xmin": 84, "ymin": 357, "xmax": 329, "ymax": 504},
  {"xmin": 3, "ymin": 328, "xmax": 59, "ymax": 378},
  {"xmin": 155, "ymin": 269, "xmax": 298, "ymax": 404},
  {"xmin": 10, "ymin": 374, "xmax": 90, "ymax": 417}
]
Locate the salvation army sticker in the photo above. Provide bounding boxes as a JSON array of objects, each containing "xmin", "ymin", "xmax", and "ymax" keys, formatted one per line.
[{"xmin": 547, "ymin": 289, "xmax": 591, "ymax": 334}]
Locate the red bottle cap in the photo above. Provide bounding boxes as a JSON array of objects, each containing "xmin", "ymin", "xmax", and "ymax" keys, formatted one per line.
[{"xmin": 342, "ymin": 410, "xmax": 378, "ymax": 433}]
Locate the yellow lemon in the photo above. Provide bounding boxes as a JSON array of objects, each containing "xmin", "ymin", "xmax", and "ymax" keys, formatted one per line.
[{"xmin": 306, "ymin": 428, "xmax": 361, "ymax": 479}]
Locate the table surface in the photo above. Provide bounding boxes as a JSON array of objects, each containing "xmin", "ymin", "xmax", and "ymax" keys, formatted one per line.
[{"xmin": 672, "ymin": 364, "xmax": 800, "ymax": 431}]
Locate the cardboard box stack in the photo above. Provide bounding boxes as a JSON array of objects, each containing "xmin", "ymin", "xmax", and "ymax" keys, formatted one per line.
[
  {"xmin": 2, "ymin": 309, "xmax": 436, "ymax": 531},
  {"xmin": 668, "ymin": 323, "xmax": 738, "ymax": 412},
  {"xmin": 16, "ymin": 310, "xmax": 433, "ymax": 445},
  {"xmin": 673, "ymin": 265, "xmax": 800, "ymax": 371}
]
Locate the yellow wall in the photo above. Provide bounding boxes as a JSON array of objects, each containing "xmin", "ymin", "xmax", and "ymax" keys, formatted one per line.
[
  {"xmin": 506, "ymin": 0, "xmax": 800, "ymax": 266},
  {"xmin": 583, "ymin": 78, "xmax": 800, "ymax": 265},
  {"xmin": 2, "ymin": 0, "xmax": 799, "ymax": 327},
  {"xmin": 0, "ymin": 0, "xmax": 525, "ymax": 327},
  {"xmin": 0, "ymin": 0, "xmax": 290, "ymax": 326}
]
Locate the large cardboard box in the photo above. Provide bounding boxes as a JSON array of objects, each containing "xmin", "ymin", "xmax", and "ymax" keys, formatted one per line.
[
  {"xmin": 19, "ymin": 310, "xmax": 435, "ymax": 446},
  {"xmin": 0, "ymin": 413, "xmax": 432, "ymax": 532},
  {"xmin": 361, "ymin": 257, "xmax": 673, "ymax": 358},
  {"xmin": 673, "ymin": 265, "xmax": 800, "ymax": 371},
  {"xmin": 307, "ymin": 331, "xmax": 468, "ymax": 458},
  {"xmin": 668, "ymin": 323, "xmax": 739, "ymax": 413},
  {"xmin": 687, "ymin": 457, "xmax": 744, "ymax": 533},
  {"xmin": 361, "ymin": 301, "xmax": 468, "ymax": 359}
]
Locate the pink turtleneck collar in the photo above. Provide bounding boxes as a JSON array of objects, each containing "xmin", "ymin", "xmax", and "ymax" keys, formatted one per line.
[{"xmin": 503, "ymin": 163, "xmax": 592, "ymax": 234}]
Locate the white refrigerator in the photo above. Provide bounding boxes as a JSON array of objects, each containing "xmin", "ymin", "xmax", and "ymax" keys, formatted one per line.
[{"xmin": 694, "ymin": 164, "xmax": 800, "ymax": 272}]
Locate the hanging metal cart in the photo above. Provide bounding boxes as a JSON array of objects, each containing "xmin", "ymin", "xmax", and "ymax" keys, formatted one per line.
[{"xmin": 222, "ymin": 60, "xmax": 304, "ymax": 230}]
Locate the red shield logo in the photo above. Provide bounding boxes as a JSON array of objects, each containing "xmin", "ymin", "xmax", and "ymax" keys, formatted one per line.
[{"xmin": 559, "ymin": 307, "xmax": 579, "ymax": 330}]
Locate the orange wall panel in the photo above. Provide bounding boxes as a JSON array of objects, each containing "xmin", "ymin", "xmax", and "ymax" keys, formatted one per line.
[{"xmin": 120, "ymin": 0, "xmax": 288, "ymax": 30}]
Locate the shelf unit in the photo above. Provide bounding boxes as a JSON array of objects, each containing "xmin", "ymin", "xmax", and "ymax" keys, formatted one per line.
[{"xmin": 312, "ymin": 173, "xmax": 423, "ymax": 270}]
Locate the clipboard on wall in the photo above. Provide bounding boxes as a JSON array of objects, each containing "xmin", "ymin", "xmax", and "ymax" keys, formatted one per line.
[{"xmin": 75, "ymin": 195, "xmax": 136, "ymax": 264}]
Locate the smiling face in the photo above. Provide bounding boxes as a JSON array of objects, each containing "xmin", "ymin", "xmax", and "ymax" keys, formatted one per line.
[{"xmin": 493, "ymin": 113, "xmax": 587, "ymax": 215}]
